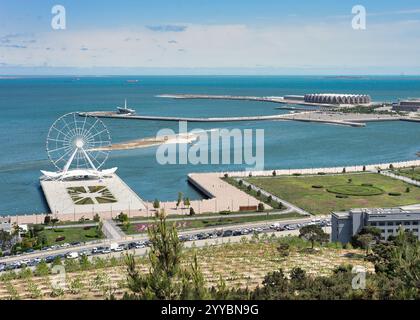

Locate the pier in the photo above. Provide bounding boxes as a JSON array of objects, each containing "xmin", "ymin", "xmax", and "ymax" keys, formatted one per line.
[
  {"xmin": 157, "ymin": 94, "xmax": 338, "ymax": 108},
  {"xmin": 79, "ymin": 111, "xmax": 394, "ymax": 127}
]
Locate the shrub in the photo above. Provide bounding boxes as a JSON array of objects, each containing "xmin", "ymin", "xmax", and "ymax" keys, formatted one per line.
[
  {"xmin": 342, "ymin": 167, "xmax": 346, "ymax": 173},
  {"xmin": 247, "ymin": 185, "xmax": 252, "ymax": 191},
  {"xmin": 189, "ymin": 207, "xmax": 195, "ymax": 216},
  {"xmin": 311, "ymin": 185, "xmax": 323, "ymax": 189},
  {"xmin": 219, "ymin": 210, "xmax": 231, "ymax": 215},
  {"xmin": 406, "ymin": 187, "xmax": 410, "ymax": 193},
  {"xmin": 55, "ymin": 236, "xmax": 65, "ymax": 242},
  {"xmin": 224, "ymin": 173, "xmax": 228, "ymax": 178},
  {"xmin": 257, "ymin": 203, "xmax": 265, "ymax": 212},
  {"xmin": 256, "ymin": 190, "xmax": 261, "ymax": 197},
  {"xmin": 272, "ymin": 170, "xmax": 276, "ymax": 176},
  {"xmin": 362, "ymin": 165, "xmax": 366, "ymax": 171},
  {"xmin": 292, "ymin": 173, "xmax": 301, "ymax": 176},
  {"xmin": 317, "ymin": 172, "xmax": 326, "ymax": 175},
  {"xmin": 238, "ymin": 180, "xmax": 243, "ymax": 187},
  {"xmin": 336, "ymin": 195, "xmax": 348, "ymax": 199},
  {"xmin": 388, "ymin": 192, "xmax": 401, "ymax": 196},
  {"xmin": 361, "ymin": 183, "xmax": 373, "ymax": 187}
]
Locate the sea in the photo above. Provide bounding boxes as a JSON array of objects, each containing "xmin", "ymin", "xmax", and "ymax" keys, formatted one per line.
[{"xmin": 0, "ymin": 75, "xmax": 420, "ymax": 215}]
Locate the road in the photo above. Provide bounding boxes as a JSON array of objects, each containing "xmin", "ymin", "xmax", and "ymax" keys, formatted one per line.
[
  {"xmin": 0, "ymin": 226, "xmax": 331, "ymax": 273},
  {"xmin": 0, "ymin": 216, "xmax": 329, "ymax": 265}
]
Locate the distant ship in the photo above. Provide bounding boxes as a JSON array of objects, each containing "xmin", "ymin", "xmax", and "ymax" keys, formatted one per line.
[{"xmin": 117, "ymin": 99, "xmax": 136, "ymax": 115}]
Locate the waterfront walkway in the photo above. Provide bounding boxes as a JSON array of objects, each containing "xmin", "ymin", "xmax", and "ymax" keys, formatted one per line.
[{"xmin": 7, "ymin": 159, "xmax": 420, "ymax": 224}]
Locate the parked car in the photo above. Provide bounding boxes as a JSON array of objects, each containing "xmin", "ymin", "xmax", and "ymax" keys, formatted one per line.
[
  {"xmin": 102, "ymin": 247, "xmax": 111, "ymax": 254},
  {"xmin": 66, "ymin": 252, "xmax": 79, "ymax": 259},
  {"xmin": 222, "ymin": 230, "xmax": 233, "ymax": 237}
]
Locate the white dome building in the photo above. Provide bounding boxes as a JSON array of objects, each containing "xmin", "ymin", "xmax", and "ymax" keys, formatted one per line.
[{"xmin": 304, "ymin": 93, "xmax": 371, "ymax": 105}]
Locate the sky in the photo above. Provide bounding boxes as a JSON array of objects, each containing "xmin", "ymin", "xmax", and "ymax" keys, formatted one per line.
[{"xmin": 1, "ymin": 0, "xmax": 420, "ymax": 75}]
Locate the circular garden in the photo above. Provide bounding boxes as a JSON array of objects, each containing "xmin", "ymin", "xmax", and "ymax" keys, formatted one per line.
[{"xmin": 326, "ymin": 184, "xmax": 384, "ymax": 196}]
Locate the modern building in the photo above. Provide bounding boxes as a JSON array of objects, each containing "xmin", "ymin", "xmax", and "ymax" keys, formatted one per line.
[
  {"xmin": 304, "ymin": 93, "xmax": 371, "ymax": 105},
  {"xmin": 392, "ymin": 99, "xmax": 420, "ymax": 112},
  {"xmin": 0, "ymin": 217, "xmax": 11, "ymax": 234},
  {"xmin": 331, "ymin": 208, "xmax": 420, "ymax": 243}
]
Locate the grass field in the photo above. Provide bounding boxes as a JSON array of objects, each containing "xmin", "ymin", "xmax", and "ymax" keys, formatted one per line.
[
  {"xmin": 122, "ymin": 212, "xmax": 303, "ymax": 234},
  {"xmin": 41, "ymin": 227, "xmax": 103, "ymax": 245},
  {"xmin": 245, "ymin": 173, "xmax": 420, "ymax": 215}
]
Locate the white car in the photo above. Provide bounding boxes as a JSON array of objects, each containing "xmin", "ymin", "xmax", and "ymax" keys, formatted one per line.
[{"xmin": 66, "ymin": 252, "xmax": 79, "ymax": 259}]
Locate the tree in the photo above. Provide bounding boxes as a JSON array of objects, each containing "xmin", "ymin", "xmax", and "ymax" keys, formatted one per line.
[
  {"xmin": 342, "ymin": 167, "xmax": 346, "ymax": 173},
  {"xmin": 96, "ymin": 221, "xmax": 103, "ymax": 238},
  {"xmin": 247, "ymin": 185, "xmax": 252, "ymax": 192},
  {"xmin": 352, "ymin": 226, "xmax": 381, "ymax": 254},
  {"xmin": 44, "ymin": 215, "xmax": 51, "ymax": 225},
  {"xmin": 183, "ymin": 197, "xmax": 190, "ymax": 208},
  {"xmin": 238, "ymin": 180, "xmax": 243, "ymax": 187},
  {"xmin": 93, "ymin": 213, "xmax": 101, "ymax": 222},
  {"xmin": 189, "ymin": 207, "xmax": 195, "ymax": 216},
  {"xmin": 124, "ymin": 209, "xmax": 185, "ymax": 299},
  {"xmin": 256, "ymin": 190, "xmax": 261, "ymax": 197},
  {"xmin": 117, "ymin": 212, "xmax": 129, "ymax": 223},
  {"xmin": 357, "ymin": 233, "xmax": 375, "ymax": 255},
  {"xmin": 257, "ymin": 203, "xmax": 265, "ymax": 212},
  {"xmin": 267, "ymin": 195, "xmax": 273, "ymax": 204},
  {"xmin": 272, "ymin": 170, "xmax": 276, "ymax": 176},
  {"xmin": 363, "ymin": 165, "xmax": 366, "ymax": 172},
  {"xmin": 153, "ymin": 199, "xmax": 160, "ymax": 210},
  {"xmin": 299, "ymin": 225, "xmax": 329, "ymax": 249},
  {"xmin": 176, "ymin": 192, "xmax": 183, "ymax": 209}
]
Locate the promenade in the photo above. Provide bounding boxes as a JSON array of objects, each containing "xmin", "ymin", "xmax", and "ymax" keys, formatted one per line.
[{"xmin": 6, "ymin": 159, "xmax": 420, "ymax": 224}]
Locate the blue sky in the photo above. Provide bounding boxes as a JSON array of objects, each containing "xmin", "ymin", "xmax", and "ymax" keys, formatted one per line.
[{"xmin": 1, "ymin": 0, "xmax": 420, "ymax": 74}]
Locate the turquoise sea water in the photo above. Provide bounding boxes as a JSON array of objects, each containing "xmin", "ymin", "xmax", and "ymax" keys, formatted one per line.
[{"xmin": 0, "ymin": 76, "xmax": 420, "ymax": 215}]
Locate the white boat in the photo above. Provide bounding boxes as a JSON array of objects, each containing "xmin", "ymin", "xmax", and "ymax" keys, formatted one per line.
[{"xmin": 117, "ymin": 99, "xmax": 136, "ymax": 114}]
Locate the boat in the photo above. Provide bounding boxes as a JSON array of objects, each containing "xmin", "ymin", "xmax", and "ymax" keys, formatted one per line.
[{"xmin": 117, "ymin": 99, "xmax": 136, "ymax": 115}]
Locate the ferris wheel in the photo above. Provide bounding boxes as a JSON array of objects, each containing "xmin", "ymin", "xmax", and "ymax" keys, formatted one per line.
[{"xmin": 42, "ymin": 112, "xmax": 115, "ymax": 179}]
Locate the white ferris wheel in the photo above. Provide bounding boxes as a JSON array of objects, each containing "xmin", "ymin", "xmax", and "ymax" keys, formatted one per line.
[{"xmin": 41, "ymin": 112, "xmax": 117, "ymax": 180}]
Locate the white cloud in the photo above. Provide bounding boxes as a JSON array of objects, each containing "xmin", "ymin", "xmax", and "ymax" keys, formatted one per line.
[{"xmin": 0, "ymin": 20, "xmax": 419, "ymax": 71}]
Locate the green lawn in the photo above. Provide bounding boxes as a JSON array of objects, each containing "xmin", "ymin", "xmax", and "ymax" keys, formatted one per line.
[
  {"xmin": 41, "ymin": 227, "xmax": 103, "ymax": 245},
  {"xmin": 123, "ymin": 212, "xmax": 303, "ymax": 235},
  {"xmin": 245, "ymin": 173, "xmax": 420, "ymax": 215}
]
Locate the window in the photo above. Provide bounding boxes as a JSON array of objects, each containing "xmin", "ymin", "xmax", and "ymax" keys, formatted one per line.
[
  {"xmin": 387, "ymin": 222, "xmax": 393, "ymax": 226},
  {"xmin": 379, "ymin": 222, "xmax": 385, "ymax": 226},
  {"xmin": 413, "ymin": 221, "xmax": 418, "ymax": 225},
  {"xmin": 404, "ymin": 221, "xmax": 410, "ymax": 226}
]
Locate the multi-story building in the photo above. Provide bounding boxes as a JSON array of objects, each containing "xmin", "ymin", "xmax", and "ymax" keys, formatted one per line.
[
  {"xmin": 392, "ymin": 99, "xmax": 420, "ymax": 112},
  {"xmin": 331, "ymin": 208, "xmax": 420, "ymax": 243}
]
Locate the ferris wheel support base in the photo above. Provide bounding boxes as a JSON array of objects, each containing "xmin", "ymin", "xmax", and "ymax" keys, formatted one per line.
[{"xmin": 40, "ymin": 167, "xmax": 118, "ymax": 181}]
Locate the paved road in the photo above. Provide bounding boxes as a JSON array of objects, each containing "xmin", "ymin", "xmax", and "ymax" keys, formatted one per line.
[
  {"xmin": 0, "ymin": 226, "xmax": 331, "ymax": 273},
  {"xmin": 380, "ymin": 170, "xmax": 420, "ymax": 187},
  {"xmin": 238, "ymin": 179, "xmax": 312, "ymax": 216},
  {"xmin": 0, "ymin": 216, "xmax": 329, "ymax": 265}
]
